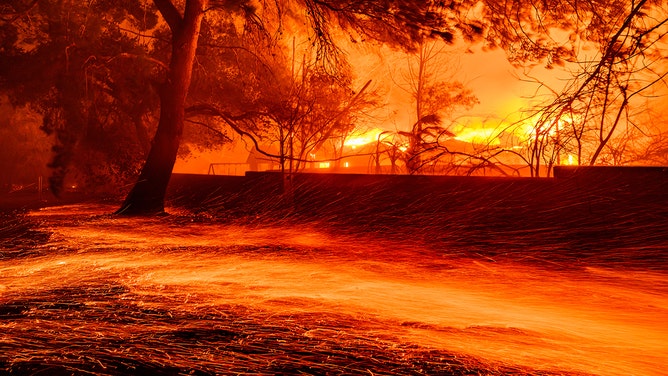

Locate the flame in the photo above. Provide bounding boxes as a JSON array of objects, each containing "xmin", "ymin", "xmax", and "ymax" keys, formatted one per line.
[
  {"xmin": 516, "ymin": 113, "xmax": 582, "ymax": 142},
  {"xmin": 344, "ymin": 128, "xmax": 384, "ymax": 148},
  {"xmin": 454, "ymin": 127, "xmax": 500, "ymax": 145},
  {"xmin": 559, "ymin": 153, "xmax": 578, "ymax": 166}
]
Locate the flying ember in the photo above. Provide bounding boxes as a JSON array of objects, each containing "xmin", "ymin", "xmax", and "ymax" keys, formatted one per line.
[{"xmin": 2, "ymin": 202, "xmax": 667, "ymax": 375}]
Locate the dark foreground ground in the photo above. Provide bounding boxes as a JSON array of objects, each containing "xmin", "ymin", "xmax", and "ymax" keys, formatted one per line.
[{"xmin": 1, "ymin": 167, "xmax": 667, "ymax": 375}]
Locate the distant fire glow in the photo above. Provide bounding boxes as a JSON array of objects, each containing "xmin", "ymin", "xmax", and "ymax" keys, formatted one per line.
[
  {"xmin": 453, "ymin": 127, "xmax": 500, "ymax": 145},
  {"xmin": 343, "ymin": 128, "xmax": 384, "ymax": 148}
]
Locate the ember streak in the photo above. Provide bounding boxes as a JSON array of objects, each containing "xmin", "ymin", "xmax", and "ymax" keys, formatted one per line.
[{"xmin": 1, "ymin": 204, "xmax": 666, "ymax": 375}]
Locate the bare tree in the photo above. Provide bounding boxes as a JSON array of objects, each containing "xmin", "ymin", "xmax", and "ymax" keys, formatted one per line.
[
  {"xmin": 494, "ymin": 0, "xmax": 668, "ymax": 176},
  {"xmin": 391, "ymin": 41, "xmax": 478, "ymax": 174}
]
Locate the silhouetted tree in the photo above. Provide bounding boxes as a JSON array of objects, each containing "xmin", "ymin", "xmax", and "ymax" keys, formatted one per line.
[
  {"xmin": 114, "ymin": 0, "xmax": 208, "ymax": 214},
  {"xmin": 491, "ymin": 0, "xmax": 668, "ymax": 175},
  {"xmin": 0, "ymin": 0, "xmax": 162, "ymax": 193},
  {"xmin": 245, "ymin": 51, "xmax": 368, "ymax": 175},
  {"xmin": 114, "ymin": 0, "xmax": 477, "ymax": 214},
  {"xmin": 182, "ymin": 32, "xmax": 379, "ymax": 192},
  {"xmin": 391, "ymin": 41, "xmax": 478, "ymax": 174}
]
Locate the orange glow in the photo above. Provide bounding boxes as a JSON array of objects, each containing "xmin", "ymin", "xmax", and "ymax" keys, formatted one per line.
[
  {"xmin": 3, "ymin": 204, "xmax": 665, "ymax": 375},
  {"xmin": 454, "ymin": 127, "xmax": 500, "ymax": 145},
  {"xmin": 344, "ymin": 128, "xmax": 384, "ymax": 148},
  {"xmin": 561, "ymin": 153, "xmax": 577, "ymax": 165}
]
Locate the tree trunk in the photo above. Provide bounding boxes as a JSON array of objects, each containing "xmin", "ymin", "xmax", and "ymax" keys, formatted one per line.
[{"xmin": 117, "ymin": 0, "xmax": 205, "ymax": 215}]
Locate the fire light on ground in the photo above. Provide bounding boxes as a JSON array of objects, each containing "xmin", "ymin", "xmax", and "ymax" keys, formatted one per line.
[{"xmin": 1, "ymin": 204, "xmax": 667, "ymax": 375}]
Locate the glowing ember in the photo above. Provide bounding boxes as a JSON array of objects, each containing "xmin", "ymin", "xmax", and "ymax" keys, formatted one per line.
[{"xmin": 2, "ymin": 204, "xmax": 666, "ymax": 375}]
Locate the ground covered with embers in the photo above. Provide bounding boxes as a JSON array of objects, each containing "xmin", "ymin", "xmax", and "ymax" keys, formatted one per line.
[
  {"xmin": 0, "ymin": 286, "xmax": 526, "ymax": 375},
  {"xmin": 0, "ymin": 206, "xmax": 577, "ymax": 376},
  {"xmin": 2, "ymin": 171, "xmax": 667, "ymax": 375}
]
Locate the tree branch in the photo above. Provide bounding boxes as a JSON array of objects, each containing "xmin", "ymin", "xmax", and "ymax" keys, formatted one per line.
[
  {"xmin": 153, "ymin": 0, "xmax": 183, "ymax": 32},
  {"xmin": 185, "ymin": 119, "xmax": 232, "ymax": 142},
  {"xmin": 105, "ymin": 52, "xmax": 169, "ymax": 71},
  {"xmin": 185, "ymin": 104, "xmax": 281, "ymax": 160}
]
